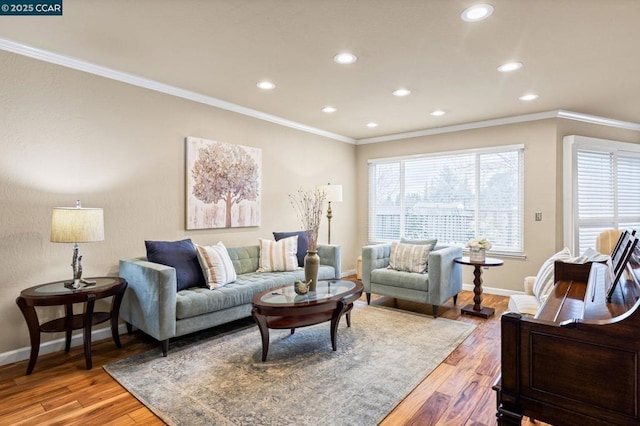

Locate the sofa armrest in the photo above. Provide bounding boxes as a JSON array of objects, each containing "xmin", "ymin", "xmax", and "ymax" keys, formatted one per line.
[
  {"xmin": 317, "ymin": 244, "xmax": 341, "ymax": 279},
  {"xmin": 361, "ymin": 244, "xmax": 392, "ymax": 291},
  {"xmin": 524, "ymin": 276, "xmax": 536, "ymax": 295},
  {"xmin": 427, "ymin": 245, "xmax": 463, "ymax": 305},
  {"xmin": 119, "ymin": 258, "xmax": 177, "ymax": 341}
]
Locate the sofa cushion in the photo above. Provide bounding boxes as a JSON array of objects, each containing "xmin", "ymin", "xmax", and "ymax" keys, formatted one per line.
[
  {"xmin": 508, "ymin": 294, "xmax": 540, "ymax": 317},
  {"xmin": 145, "ymin": 239, "xmax": 204, "ymax": 291},
  {"xmin": 175, "ymin": 265, "xmax": 336, "ymax": 319},
  {"xmin": 273, "ymin": 231, "xmax": 308, "ymax": 267},
  {"xmin": 195, "ymin": 242, "xmax": 237, "ymax": 289},
  {"xmin": 227, "ymin": 245, "xmax": 260, "ymax": 275},
  {"xmin": 388, "ymin": 242, "xmax": 432, "ymax": 273},
  {"xmin": 257, "ymin": 237, "xmax": 299, "ymax": 272},
  {"xmin": 532, "ymin": 247, "xmax": 572, "ymax": 302}
]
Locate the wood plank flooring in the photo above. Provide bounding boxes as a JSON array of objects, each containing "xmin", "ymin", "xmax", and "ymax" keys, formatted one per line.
[{"xmin": 0, "ymin": 287, "xmax": 545, "ymax": 425}]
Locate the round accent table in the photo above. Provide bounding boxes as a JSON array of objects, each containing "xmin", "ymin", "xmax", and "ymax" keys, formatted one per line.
[
  {"xmin": 16, "ymin": 277, "xmax": 127, "ymax": 375},
  {"xmin": 251, "ymin": 279, "xmax": 363, "ymax": 361},
  {"xmin": 454, "ymin": 256, "xmax": 504, "ymax": 318}
]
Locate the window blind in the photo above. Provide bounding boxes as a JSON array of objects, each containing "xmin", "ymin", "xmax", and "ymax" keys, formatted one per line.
[{"xmin": 368, "ymin": 146, "xmax": 524, "ymax": 254}]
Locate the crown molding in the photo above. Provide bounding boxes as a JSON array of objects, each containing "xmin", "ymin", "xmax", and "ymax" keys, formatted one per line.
[
  {"xmin": 2, "ymin": 38, "xmax": 638, "ymax": 146},
  {"xmin": 356, "ymin": 110, "xmax": 640, "ymax": 145},
  {"xmin": 0, "ymin": 37, "xmax": 355, "ymax": 144}
]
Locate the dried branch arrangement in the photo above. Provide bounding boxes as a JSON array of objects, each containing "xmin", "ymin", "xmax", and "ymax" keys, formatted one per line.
[{"xmin": 289, "ymin": 187, "xmax": 327, "ymax": 251}]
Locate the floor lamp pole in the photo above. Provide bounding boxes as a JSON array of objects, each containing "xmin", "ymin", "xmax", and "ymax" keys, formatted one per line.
[{"xmin": 326, "ymin": 201, "xmax": 333, "ymax": 244}]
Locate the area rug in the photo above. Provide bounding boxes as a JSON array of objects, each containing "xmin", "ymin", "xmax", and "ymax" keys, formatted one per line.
[{"xmin": 105, "ymin": 303, "xmax": 475, "ymax": 426}]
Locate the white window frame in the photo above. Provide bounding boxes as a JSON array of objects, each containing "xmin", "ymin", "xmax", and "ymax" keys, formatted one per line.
[
  {"xmin": 563, "ymin": 135, "xmax": 640, "ymax": 254},
  {"xmin": 368, "ymin": 144, "xmax": 525, "ymax": 255}
]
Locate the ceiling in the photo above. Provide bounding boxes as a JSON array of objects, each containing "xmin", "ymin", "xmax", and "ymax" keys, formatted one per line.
[{"xmin": 1, "ymin": 0, "xmax": 639, "ymax": 142}]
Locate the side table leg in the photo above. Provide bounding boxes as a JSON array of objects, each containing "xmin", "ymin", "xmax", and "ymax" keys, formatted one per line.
[
  {"xmin": 64, "ymin": 304, "xmax": 73, "ymax": 352},
  {"xmin": 252, "ymin": 307, "xmax": 270, "ymax": 362},
  {"xmin": 16, "ymin": 297, "xmax": 40, "ymax": 375},
  {"xmin": 110, "ymin": 289, "xmax": 125, "ymax": 348},
  {"xmin": 83, "ymin": 299, "xmax": 95, "ymax": 370},
  {"xmin": 472, "ymin": 265, "xmax": 484, "ymax": 311}
]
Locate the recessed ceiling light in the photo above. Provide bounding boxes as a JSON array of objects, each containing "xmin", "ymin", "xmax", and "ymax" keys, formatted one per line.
[
  {"xmin": 497, "ymin": 62, "xmax": 523, "ymax": 72},
  {"xmin": 333, "ymin": 52, "xmax": 357, "ymax": 65},
  {"xmin": 392, "ymin": 88, "xmax": 412, "ymax": 97},
  {"xmin": 256, "ymin": 81, "xmax": 275, "ymax": 90},
  {"xmin": 322, "ymin": 106, "xmax": 337, "ymax": 113},
  {"xmin": 366, "ymin": 122, "xmax": 379, "ymax": 128},
  {"xmin": 461, "ymin": 4, "xmax": 494, "ymax": 22},
  {"xmin": 430, "ymin": 110, "xmax": 446, "ymax": 116},
  {"xmin": 519, "ymin": 94, "xmax": 539, "ymax": 101}
]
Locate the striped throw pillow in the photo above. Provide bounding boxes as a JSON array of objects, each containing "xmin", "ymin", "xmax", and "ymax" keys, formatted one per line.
[
  {"xmin": 532, "ymin": 247, "xmax": 572, "ymax": 302},
  {"xmin": 388, "ymin": 242, "xmax": 432, "ymax": 273},
  {"xmin": 195, "ymin": 242, "xmax": 237, "ymax": 289},
  {"xmin": 257, "ymin": 236, "xmax": 299, "ymax": 272}
]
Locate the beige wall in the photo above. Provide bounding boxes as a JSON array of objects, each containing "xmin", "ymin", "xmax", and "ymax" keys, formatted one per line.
[{"xmin": 0, "ymin": 50, "xmax": 356, "ymax": 354}]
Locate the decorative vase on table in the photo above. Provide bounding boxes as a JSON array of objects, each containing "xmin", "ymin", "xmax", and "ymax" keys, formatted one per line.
[
  {"xmin": 304, "ymin": 250, "xmax": 320, "ymax": 292},
  {"xmin": 470, "ymin": 247, "xmax": 486, "ymax": 263}
]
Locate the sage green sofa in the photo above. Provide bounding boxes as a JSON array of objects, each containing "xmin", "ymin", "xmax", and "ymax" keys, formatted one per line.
[
  {"xmin": 361, "ymin": 243, "xmax": 462, "ymax": 317},
  {"xmin": 119, "ymin": 244, "xmax": 341, "ymax": 356}
]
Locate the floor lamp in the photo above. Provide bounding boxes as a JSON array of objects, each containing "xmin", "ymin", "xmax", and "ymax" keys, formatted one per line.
[{"xmin": 317, "ymin": 183, "xmax": 343, "ymax": 244}]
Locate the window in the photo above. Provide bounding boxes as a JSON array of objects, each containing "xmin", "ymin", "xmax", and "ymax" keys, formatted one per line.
[
  {"xmin": 564, "ymin": 135, "xmax": 640, "ymax": 254},
  {"xmin": 368, "ymin": 145, "xmax": 524, "ymax": 254}
]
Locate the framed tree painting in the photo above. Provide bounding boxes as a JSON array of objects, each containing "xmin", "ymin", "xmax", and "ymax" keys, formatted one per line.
[{"xmin": 186, "ymin": 136, "xmax": 261, "ymax": 229}]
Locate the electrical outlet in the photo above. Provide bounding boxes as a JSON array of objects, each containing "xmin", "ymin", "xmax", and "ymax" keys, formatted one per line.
[{"xmin": 535, "ymin": 211, "xmax": 542, "ymax": 221}]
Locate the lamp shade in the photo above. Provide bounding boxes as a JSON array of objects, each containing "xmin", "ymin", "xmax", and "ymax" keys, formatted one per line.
[
  {"xmin": 317, "ymin": 184, "xmax": 343, "ymax": 202},
  {"xmin": 51, "ymin": 207, "xmax": 104, "ymax": 243}
]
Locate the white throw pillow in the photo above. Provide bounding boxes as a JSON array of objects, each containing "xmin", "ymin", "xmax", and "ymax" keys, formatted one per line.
[
  {"xmin": 388, "ymin": 242, "xmax": 432, "ymax": 273},
  {"xmin": 257, "ymin": 236, "xmax": 299, "ymax": 272},
  {"xmin": 195, "ymin": 242, "xmax": 237, "ymax": 289},
  {"xmin": 532, "ymin": 247, "xmax": 573, "ymax": 302}
]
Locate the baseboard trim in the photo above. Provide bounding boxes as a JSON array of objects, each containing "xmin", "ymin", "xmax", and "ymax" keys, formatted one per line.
[
  {"xmin": 0, "ymin": 323, "xmax": 128, "ymax": 368},
  {"xmin": 462, "ymin": 283, "xmax": 522, "ymax": 297}
]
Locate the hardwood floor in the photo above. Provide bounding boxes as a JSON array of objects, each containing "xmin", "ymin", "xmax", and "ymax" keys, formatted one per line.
[{"xmin": 0, "ymin": 288, "xmax": 544, "ymax": 425}]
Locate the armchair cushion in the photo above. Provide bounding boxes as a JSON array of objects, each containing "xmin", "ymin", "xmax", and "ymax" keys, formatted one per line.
[{"xmin": 389, "ymin": 241, "xmax": 432, "ymax": 273}]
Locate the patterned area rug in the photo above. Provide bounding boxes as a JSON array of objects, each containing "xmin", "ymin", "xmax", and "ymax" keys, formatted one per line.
[{"xmin": 105, "ymin": 303, "xmax": 475, "ymax": 426}]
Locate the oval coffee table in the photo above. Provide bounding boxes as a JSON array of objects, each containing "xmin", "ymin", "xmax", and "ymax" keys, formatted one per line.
[{"xmin": 251, "ymin": 279, "xmax": 363, "ymax": 361}]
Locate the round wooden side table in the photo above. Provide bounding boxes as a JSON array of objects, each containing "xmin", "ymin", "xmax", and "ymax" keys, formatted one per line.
[
  {"xmin": 16, "ymin": 277, "xmax": 127, "ymax": 375},
  {"xmin": 454, "ymin": 256, "xmax": 504, "ymax": 318}
]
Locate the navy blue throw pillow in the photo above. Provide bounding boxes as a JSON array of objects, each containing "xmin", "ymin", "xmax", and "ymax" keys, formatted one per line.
[
  {"xmin": 273, "ymin": 231, "xmax": 308, "ymax": 267},
  {"xmin": 145, "ymin": 239, "xmax": 205, "ymax": 291}
]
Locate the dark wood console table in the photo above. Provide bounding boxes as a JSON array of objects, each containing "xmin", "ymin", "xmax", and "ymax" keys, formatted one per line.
[{"xmin": 16, "ymin": 277, "xmax": 127, "ymax": 375}]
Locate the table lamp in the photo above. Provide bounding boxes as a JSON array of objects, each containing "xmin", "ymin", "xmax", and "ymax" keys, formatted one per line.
[
  {"xmin": 51, "ymin": 200, "xmax": 104, "ymax": 289},
  {"xmin": 317, "ymin": 183, "xmax": 343, "ymax": 244}
]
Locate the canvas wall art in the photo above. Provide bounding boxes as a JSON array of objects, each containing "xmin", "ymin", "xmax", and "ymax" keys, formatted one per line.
[{"xmin": 186, "ymin": 136, "xmax": 261, "ymax": 229}]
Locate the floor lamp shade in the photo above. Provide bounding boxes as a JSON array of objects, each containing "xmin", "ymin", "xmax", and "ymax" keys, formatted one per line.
[{"xmin": 51, "ymin": 207, "xmax": 105, "ymax": 243}]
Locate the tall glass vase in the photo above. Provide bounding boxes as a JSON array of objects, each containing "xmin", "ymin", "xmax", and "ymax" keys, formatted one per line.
[{"xmin": 304, "ymin": 250, "xmax": 320, "ymax": 292}]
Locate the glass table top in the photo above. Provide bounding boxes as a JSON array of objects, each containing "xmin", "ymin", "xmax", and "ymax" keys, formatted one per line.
[
  {"xmin": 259, "ymin": 280, "xmax": 356, "ymax": 305},
  {"xmin": 31, "ymin": 277, "xmax": 120, "ymax": 295}
]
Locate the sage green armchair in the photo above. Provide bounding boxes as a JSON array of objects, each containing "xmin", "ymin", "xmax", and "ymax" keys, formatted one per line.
[{"xmin": 361, "ymin": 244, "xmax": 462, "ymax": 317}]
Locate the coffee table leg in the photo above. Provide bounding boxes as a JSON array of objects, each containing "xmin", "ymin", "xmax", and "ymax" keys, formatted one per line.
[
  {"xmin": 330, "ymin": 301, "xmax": 347, "ymax": 351},
  {"xmin": 252, "ymin": 307, "xmax": 270, "ymax": 362}
]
